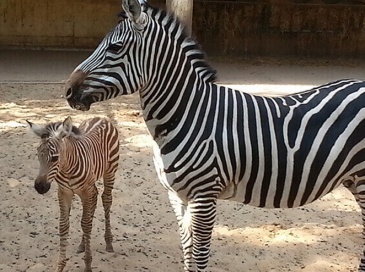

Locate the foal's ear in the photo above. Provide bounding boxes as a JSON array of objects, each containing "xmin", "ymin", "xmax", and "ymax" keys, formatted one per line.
[
  {"xmin": 26, "ymin": 120, "xmax": 49, "ymax": 139},
  {"xmin": 122, "ymin": 0, "xmax": 147, "ymax": 30},
  {"xmin": 58, "ymin": 116, "xmax": 73, "ymax": 138}
]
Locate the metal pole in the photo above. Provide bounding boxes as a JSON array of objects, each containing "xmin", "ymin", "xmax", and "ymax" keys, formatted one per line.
[{"xmin": 166, "ymin": 0, "xmax": 193, "ymax": 36}]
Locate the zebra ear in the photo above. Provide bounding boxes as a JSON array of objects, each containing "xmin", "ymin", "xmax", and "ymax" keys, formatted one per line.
[
  {"xmin": 57, "ymin": 116, "xmax": 73, "ymax": 138},
  {"xmin": 27, "ymin": 120, "xmax": 49, "ymax": 139},
  {"xmin": 122, "ymin": 0, "xmax": 146, "ymax": 29}
]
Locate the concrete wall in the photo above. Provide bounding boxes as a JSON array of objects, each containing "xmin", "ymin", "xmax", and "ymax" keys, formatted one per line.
[
  {"xmin": 1, "ymin": 0, "xmax": 364, "ymax": 57},
  {"xmin": 0, "ymin": 0, "xmax": 120, "ymax": 48}
]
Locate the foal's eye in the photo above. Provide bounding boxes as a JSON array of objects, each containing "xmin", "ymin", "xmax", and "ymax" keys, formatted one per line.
[{"xmin": 50, "ymin": 156, "xmax": 59, "ymax": 162}]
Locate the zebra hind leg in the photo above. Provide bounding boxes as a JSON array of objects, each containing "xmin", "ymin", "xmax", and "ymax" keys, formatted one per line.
[
  {"xmin": 168, "ymin": 191, "xmax": 195, "ymax": 272},
  {"xmin": 102, "ymin": 171, "xmax": 116, "ymax": 252},
  {"xmin": 189, "ymin": 198, "xmax": 217, "ymax": 272},
  {"xmin": 78, "ymin": 185, "xmax": 98, "ymax": 272},
  {"xmin": 344, "ymin": 179, "xmax": 365, "ymax": 271}
]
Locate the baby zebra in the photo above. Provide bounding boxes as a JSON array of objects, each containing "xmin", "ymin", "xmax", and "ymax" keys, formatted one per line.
[{"xmin": 27, "ymin": 116, "xmax": 119, "ymax": 272}]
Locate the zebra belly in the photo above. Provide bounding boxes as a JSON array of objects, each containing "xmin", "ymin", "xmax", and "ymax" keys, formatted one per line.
[{"xmin": 217, "ymin": 173, "xmax": 348, "ymax": 209}]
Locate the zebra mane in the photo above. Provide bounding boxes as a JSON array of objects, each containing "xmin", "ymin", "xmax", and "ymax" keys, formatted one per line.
[
  {"xmin": 144, "ymin": 4, "xmax": 217, "ymax": 82},
  {"xmin": 116, "ymin": 3, "xmax": 216, "ymax": 82},
  {"xmin": 118, "ymin": 11, "xmax": 128, "ymax": 22},
  {"xmin": 43, "ymin": 122, "xmax": 81, "ymax": 139}
]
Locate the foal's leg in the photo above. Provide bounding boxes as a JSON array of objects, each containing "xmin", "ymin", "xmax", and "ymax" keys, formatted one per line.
[
  {"xmin": 168, "ymin": 191, "xmax": 195, "ymax": 272},
  {"xmin": 102, "ymin": 170, "xmax": 116, "ymax": 252},
  {"xmin": 78, "ymin": 185, "xmax": 98, "ymax": 272},
  {"xmin": 56, "ymin": 188, "xmax": 73, "ymax": 272}
]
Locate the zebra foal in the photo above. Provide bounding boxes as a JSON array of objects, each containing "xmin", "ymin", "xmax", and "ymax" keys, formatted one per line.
[
  {"xmin": 64, "ymin": 0, "xmax": 365, "ymax": 271},
  {"xmin": 27, "ymin": 116, "xmax": 119, "ymax": 272}
]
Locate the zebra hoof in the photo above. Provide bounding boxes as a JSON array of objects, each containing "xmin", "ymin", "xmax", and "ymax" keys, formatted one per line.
[
  {"xmin": 106, "ymin": 244, "xmax": 114, "ymax": 252},
  {"xmin": 76, "ymin": 245, "xmax": 85, "ymax": 253}
]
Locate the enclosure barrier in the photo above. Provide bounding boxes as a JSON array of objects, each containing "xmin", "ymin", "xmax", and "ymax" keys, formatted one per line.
[{"xmin": 0, "ymin": 0, "xmax": 364, "ymax": 57}]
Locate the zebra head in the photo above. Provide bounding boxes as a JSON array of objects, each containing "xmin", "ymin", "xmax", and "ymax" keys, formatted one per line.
[
  {"xmin": 27, "ymin": 117, "xmax": 76, "ymax": 194},
  {"xmin": 65, "ymin": 0, "xmax": 215, "ymax": 112},
  {"xmin": 65, "ymin": 0, "xmax": 149, "ymax": 111}
]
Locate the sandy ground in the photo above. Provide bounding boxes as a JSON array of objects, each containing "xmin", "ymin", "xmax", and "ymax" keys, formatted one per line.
[{"xmin": 0, "ymin": 58, "xmax": 365, "ymax": 272}]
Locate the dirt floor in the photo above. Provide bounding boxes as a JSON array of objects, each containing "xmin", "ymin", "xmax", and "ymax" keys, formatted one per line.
[{"xmin": 0, "ymin": 81, "xmax": 362, "ymax": 272}]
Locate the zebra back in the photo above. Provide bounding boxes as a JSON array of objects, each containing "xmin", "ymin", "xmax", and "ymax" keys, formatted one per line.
[{"xmin": 60, "ymin": 117, "xmax": 119, "ymax": 186}]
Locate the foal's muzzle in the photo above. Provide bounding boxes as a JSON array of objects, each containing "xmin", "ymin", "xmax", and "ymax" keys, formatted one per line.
[{"xmin": 34, "ymin": 181, "xmax": 51, "ymax": 194}]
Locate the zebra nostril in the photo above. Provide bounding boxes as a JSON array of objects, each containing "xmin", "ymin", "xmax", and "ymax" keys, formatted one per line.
[{"xmin": 65, "ymin": 87, "xmax": 73, "ymax": 99}]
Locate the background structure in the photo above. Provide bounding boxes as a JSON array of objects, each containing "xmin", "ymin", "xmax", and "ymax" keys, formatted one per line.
[{"xmin": 0, "ymin": 0, "xmax": 364, "ymax": 57}]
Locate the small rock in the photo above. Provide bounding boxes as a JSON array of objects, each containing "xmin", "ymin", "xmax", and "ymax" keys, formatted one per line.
[
  {"xmin": 29, "ymin": 231, "xmax": 39, "ymax": 238},
  {"xmin": 26, "ymin": 263, "xmax": 46, "ymax": 272},
  {"xmin": 7, "ymin": 178, "xmax": 20, "ymax": 188}
]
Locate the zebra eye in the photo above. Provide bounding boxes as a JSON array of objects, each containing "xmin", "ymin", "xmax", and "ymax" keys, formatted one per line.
[
  {"xmin": 50, "ymin": 155, "xmax": 59, "ymax": 162},
  {"xmin": 107, "ymin": 43, "xmax": 121, "ymax": 52}
]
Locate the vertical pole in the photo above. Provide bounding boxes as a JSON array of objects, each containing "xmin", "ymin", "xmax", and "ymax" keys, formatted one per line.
[{"xmin": 166, "ymin": 0, "xmax": 193, "ymax": 36}]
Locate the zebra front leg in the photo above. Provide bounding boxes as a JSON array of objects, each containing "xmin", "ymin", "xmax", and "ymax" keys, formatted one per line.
[
  {"xmin": 78, "ymin": 185, "xmax": 98, "ymax": 272},
  {"xmin": 189, "ymin": 198, "xmax": 217, "ymax": 272},
  {"xmin": 168, "ymin": 191, "xmax": 195, "ymax": 272},
  {"xmin": 76, "ymin": 185, "xmax": 98, "ymax": 254},
  {"xmin": 57, "ymin": 188, "xmax": 73, "ymax": 272},
  {"xmin": 102, "ymin": 171, "xmax": 115, "ymax": 252}
]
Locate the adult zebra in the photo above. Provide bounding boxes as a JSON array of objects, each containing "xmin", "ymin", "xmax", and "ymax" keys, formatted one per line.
[{"xmin": 65, "ymin": 0, "xmax": 365, "ymax": 271}]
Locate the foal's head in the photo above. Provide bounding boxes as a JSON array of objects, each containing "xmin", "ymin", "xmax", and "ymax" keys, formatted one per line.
[{"xmin": 27, "ymin": 117, "xmax": 78, "ymax": 194}]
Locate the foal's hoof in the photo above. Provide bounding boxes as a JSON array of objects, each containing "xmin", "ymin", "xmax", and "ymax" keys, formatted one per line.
[
  {"xmin": 106, "ymin": 244, "xmax": 114, "ymax": 252},
  {"xmin": 77, "ymin": 245, "xmax": 85, "ymax": 253}
]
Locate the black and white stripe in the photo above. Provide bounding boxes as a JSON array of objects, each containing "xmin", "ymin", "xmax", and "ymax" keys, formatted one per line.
[
  {"xmin": 28, "ymin": 117, "xmax": 119, "ymax": 272},
  {"xmin": 65, "ymin": 1, "xmax": 365, "ymax": 271}
]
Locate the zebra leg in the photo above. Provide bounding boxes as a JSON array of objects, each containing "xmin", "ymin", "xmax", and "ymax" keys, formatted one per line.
[
  {"xmin": 344, "ymin": 179, "xmax": 365, "ymax": 271},
  {"xmin": 343, "ymin": 180, "xmax": 359, "ymax": 203},
  {"xmin": 78, "ymin": 185, "xmax": 98, "ymax": 272},
  {"xmin": 56, "ymin": 188, "xmax": 73, "ymax": 272},
  {"xmin": 348, "ymin": 180, "xmax": 365, "ymax": 272},
  {"xmin": 76, "ymin": 185, "xmax": 98, "ymax": 253},
  {"xmin": 102, "ymin": 171, "xmax": 115, "ymax": 252},
  {"xmin": 189, "ymin": 198, "xmax": 217, "ymax": 272},
  {"xmin": 359, "ymin": 200, "xmax": 365, "ymax": 272},
  {"xmin": 168, "ymin": 191, "xmax": 195, "ymax": 272}
]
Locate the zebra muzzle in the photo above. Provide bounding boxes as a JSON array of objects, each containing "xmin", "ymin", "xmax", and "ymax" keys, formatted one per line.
[
  {"xmin": 34, "ymin": 180, "xmax": 51, "ymax": 194},
  {"xmin": 74, "ymin": 103, "xmax": 90, "ymax": 111},
  {"xmin": 65, "ymin": 87, "xmax": 91, "ymax": 111}
]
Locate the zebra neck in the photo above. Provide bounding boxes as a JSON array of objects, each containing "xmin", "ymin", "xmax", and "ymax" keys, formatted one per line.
[
  {"xmin": 140, "ymin": 67, "xmax": 204, "ymax": 142},
  {"xmin": 59, "ymin": 138, "xmax": 89, "ymax": 175}
]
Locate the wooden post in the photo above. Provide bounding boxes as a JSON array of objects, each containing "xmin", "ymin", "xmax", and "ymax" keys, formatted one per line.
[{"xmin": 166, "ymin": 0, "xmax": 193, "ymax": 36}]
